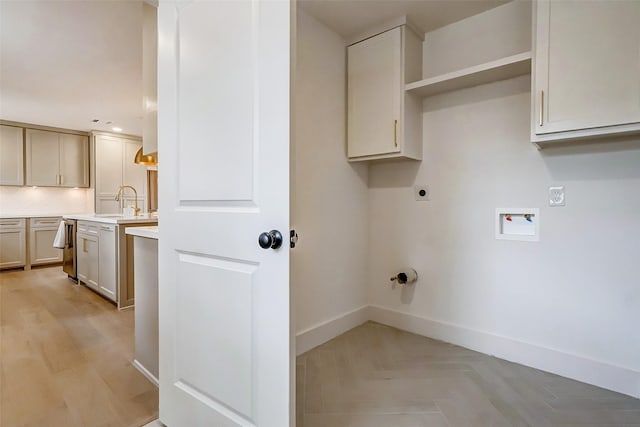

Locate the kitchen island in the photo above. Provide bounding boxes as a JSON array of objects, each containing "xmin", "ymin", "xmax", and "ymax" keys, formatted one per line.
[
  {"xmin": 125, "ymin": 226, "xmax": 159, "ymax": 385},
  {"xmin": 63, "ymin": 214, "xmax": 158, "ymax": 309}
]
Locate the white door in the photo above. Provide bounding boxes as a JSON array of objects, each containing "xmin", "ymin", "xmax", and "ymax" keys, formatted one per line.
[{"xmin": 157, "ymin": 1, "xmax": 291, "ymax": 426}]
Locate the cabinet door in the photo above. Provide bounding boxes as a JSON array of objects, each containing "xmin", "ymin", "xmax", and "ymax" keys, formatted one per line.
[
  {"xmin": 87, "ymin": 234, "xmax": 100, "ymax": 291},
  {"xmin": 26, "ymin": 129, "xmax": 60, "ymax": 186},
  {"xmin": 76, "ymin": 233, "xmax": 90, "ymax": 283},
  {"xmin": 77, "ymin": 232, "xmax": 98, "ymax": 289},
  {"xmin": 95, "ymin": 134, "xmax": 123, "ymax": 198},
  {"xmin": 534, "ymin": 1, "xmax": 640, "ymax": 135},
  {"xmin": 98, "ymin": 225, "xmax": 117, "ymax": 301},
  {"xmin": 347, "ymin": 27, "xmax": 402, "ymax": 158},
  {"xmin": 30, "ymin": 228, "xmax": 62, "ymax": 265},
  {"xmin": 0, "ymin": 229, "xmax": 26, "ymax": 269},
  {"xmin": 59, "ymin": 134, "xmax": 89, "ymax": 188},
  {"xmin": 0, "ymin": 125, "xmax": 24, "ymax": 186}
]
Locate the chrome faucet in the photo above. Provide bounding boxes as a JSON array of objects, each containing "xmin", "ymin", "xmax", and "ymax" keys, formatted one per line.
[{"xmin": 115, "ymin": 185, "xmax": 140, "ymax": 215}]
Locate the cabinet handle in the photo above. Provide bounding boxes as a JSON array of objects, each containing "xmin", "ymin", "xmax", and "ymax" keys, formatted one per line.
[
  {"xmin": 539, "ymin": 90, "xmax": 544, "ymax": 127},
  {"xmin": 83, "ymin": 238, "xmax": 87, "ymax": 253},
  {"xmin": 60, "ymin": 175, "xmax": 64, "ymax": 185},
  {"xmin": 394, "ymin": 119, "xmax": 398, "ymax": 147}
]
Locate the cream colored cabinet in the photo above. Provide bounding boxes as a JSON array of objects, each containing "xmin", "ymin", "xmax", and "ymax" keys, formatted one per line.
[
  {"xmin": 29, "ymin": 217, "xmax": 62, "ymax": 266},
  {"xmin": 77, "ymin": 224, "xmax": 99, "ymax": 292},
  {"xmin": 532, "ymin": 0, "xmax": 640, "ymax": 144},
  {"xmin": 98, "ymin": 224, "xmax": 117, "ymax": 301},
  {"xmin": 0, "ymin": 218, "xmax": 26, "ymax": 269},
  {"xmin": 0, "ymin": 125, "xmax": 24, "ymax": 186},
  {"xmin": 142, "ymin": 2, "xmax": 158, "ymax": 155},
  {"xmin": 347, "ymin": 25, "xmax": 422, "ymax": 161},
  {"xmin": 76, "ymin": 220, "xmax": 117, "ymax": 303},
  {"xmin": 94, "ymin": 133, "xmax": 147, "ymax": 214},
  {"xmin": 25, "ymin": 129, "xmax": 89, "ymax": 187}
]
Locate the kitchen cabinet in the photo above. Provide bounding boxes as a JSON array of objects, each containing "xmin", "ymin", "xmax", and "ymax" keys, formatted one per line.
[
  {"xmin": 93, "ymin": 133, "xmax": 147, "ymax": 214},
  {"xmin": 76, "ymin": 220, "xmax": 117, "ymax": 302},
  {"xmin": 532, "ymin": 0, "xmax": 640, "ymax": 145},
  {"xmin": 142, "ymin": 2, "xmax": 158, "ymax": 155},
  {"xmin": 0, "ymin": 218, "xmax": 26, "ymax": 269},
  {"xmin": 0, "ymin": 125, "xmax": 24, "ymax": 186},
  {"xmin": 77, "ymin": 226, "xmax": 99, "ymax": 292},
  {"xmin": 25, "ymin": 129, "xmax": 89, "ymax": 187},
  {"xmin": 347, "ymin": 25, "xmax": 422, "ymax": 161},
  {"xmin": 98, "ymin": 224, "xmax": 117, "ymax": 300},
  {"xmin": 29, "ymin": 217, "xmax": 62, "ymax": 266}
]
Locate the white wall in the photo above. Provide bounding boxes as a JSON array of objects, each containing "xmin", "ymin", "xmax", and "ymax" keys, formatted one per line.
[
  {"xmin": 0, "ymin": 186, "xmax": 93, "ymax": 215},
  {"xmin": 367, "ymin": 2, "xmax": 640, "ymax": 397},
  {"xmin": 293, "ymin": 10, "xmax": 369, "ymax": 352}
]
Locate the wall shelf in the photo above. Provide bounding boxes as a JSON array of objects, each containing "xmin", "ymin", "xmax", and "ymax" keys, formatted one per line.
[{"xmin": 405, "ymin": 51, "xmax": 532, "ymax": 98}]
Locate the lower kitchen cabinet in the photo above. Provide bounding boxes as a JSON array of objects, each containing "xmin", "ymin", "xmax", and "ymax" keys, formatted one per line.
[
  {"xmin": 29, "ymin": 217, "xmax": 62, "ymax": 266},
  {"xmin": 77, "ymin": 230, "xmax": 99, "ymax": 291},
  {"xmin": 0, "ymin": 218, "xmax": 26, "ymax": 269},
  {"xmin": 77, "ymin": 221, "xmax": 117, "ymax": 302},
  {"xmin": 98, "ymin": 224, "xmax": 117, "ymax": 300}
]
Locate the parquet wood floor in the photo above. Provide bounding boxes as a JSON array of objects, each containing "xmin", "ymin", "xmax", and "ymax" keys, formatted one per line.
[
  {"xmin": 0, "ymin": 267, "xmax": 158, "ymax": 427},
  {"xmin": 296, "ymin": 322, "xmax": 640, "ymax": 427}
]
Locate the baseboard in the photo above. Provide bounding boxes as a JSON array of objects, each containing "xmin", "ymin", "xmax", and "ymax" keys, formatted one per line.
[
  {"xmin": 367, "ymin": 305, "xmax": 640, "ymax": 399},
  {"xmin": 295, "ymin": 305, "xmax": 369, "ymax": 355},
  {"xmin": 133, "ymin": 359, "xmax": 159, "ymax": 387}
]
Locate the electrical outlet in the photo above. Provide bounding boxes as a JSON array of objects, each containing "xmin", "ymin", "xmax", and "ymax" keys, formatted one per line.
[
  {"xmin": 549, "ymin": 186, "xmax": 565, "ymax": 206},
  {"xmin": 414, "ymin": 185, "xmax": 429, "ymax": 201}
]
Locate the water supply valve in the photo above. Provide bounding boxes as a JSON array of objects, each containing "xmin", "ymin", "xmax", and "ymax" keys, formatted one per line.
[{"xmin": 390, "ymin": 269, "xmax": 418, "ymax": 286}]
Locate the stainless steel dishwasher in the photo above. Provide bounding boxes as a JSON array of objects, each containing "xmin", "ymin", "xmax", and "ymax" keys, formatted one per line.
[{"xmin": 62, "ymin": 219, "xmax": 77, "ymax": 282}]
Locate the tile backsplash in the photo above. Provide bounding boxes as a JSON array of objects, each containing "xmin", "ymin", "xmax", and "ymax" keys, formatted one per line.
[{"xmin": 0, "ymin": 186, "xmax": 93, "ymax": 215}]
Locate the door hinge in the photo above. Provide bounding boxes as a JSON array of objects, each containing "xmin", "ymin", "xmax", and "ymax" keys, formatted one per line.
[{"xmin": 290, "ymin": 229, "xmax": 298, "ymax": 249}]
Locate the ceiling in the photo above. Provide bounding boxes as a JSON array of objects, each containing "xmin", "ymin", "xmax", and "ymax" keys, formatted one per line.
[
  {"xmin": 0, "ymin": 1, "xmax": 507, "ymax": 136},
  {"xmin": 0, "ymin": 1, "xmax": 143, "ymax": 135},
  {"xmin": 298, "ymin": 0, "xmax": 508, "ymax": 39}
]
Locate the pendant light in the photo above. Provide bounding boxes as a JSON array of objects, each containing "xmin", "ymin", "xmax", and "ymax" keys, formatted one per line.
[{"xmin": 134, "ymin": 147, "xmax": 158, "ymax": 165}]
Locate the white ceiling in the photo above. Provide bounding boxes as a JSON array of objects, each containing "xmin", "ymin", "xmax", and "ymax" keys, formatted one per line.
[
  {"xmin": 298, "ymin": 0, "xmax": 508, "ymax": 39},
  {"xmin": 0, "ymin": 1, "xmax": 506, "ymax": 137},
  {"xmin": 0, "ymin": 1, "xmax": 143, "ymax": 135}
]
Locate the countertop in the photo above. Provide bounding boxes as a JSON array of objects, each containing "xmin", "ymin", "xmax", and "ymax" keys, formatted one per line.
[
  {"xmin": 63, "ymin": 213, "xmax": 159, "ymax": 225},
  {"xmin": 125, "ymin": 226, "xmax": 159, "ymax": 240}
]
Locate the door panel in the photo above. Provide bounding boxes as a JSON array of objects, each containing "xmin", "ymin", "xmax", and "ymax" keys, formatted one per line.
[
  {"xmin": 158, "ymin": 1, "xmax": 291, "ymax": 426},
  {"xmin": 0, "ymin": 125, "xmax": 24, "ymax": 186},
  {"xmin": 95, "ymin": 135, "xmax": 123, "ymax": 197},
  {"xmin": 175, "ymin": 254, "xmax": 256, "ymax": 418},
  {"xmin": 26, "ymin": 129, "xmax": 59, "ymax": 186},
  {"xmin": 59, "ymin": 134, "xmax": 89, "ymax": 187}
]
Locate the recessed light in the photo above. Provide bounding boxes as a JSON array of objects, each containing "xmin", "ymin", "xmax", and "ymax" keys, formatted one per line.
[{"xmin": 112, "ymin": 127, "xmax": 123, "ymax": 132}]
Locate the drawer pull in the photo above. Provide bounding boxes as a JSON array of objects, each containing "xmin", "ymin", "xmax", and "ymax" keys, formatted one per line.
[
  {"xmin": 393, "ymin": 119, "xmax": 398, "ymax": 147},
  {"xmin": 539, "ymin": 90, "xmax": 544, "ymax": 127}
]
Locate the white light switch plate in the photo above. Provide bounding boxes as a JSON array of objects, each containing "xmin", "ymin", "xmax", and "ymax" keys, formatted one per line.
[
  {"xmin": 414, "ymin": 185, "xmax": 429, "ymax": 201},
  {"xmin": 549, "ymin": 186, "xmax": 565, "ymax": 206}
]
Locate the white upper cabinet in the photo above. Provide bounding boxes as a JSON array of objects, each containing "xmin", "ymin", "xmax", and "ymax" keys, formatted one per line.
[
  {"xmin": 0, "ymin": 125, "xmax": 24, "ymax": 186},
  {"xmin": 142, "ymin": 2, "xmax": 158, "ymax": 155},
  {"xmin": 93, "ymin": 133, "xmax": 147, "ymax": 214},
  {"xmin": 347, "ymin": 25, "xmax": 422, "ymax": 161},
  {"xmin": 532, "ymin": 0, "xmax": 640, "ymax": 144},
  {"xmin": 25, "ymin": 129, "xmax": 89, "ymax": 187}
]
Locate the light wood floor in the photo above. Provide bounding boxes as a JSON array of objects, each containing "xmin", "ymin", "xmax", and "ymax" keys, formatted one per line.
[
  {"xmin": 0, "ymin": 266, "xmax": 158, "ymax": 427},
  {"xmin": 296, "ymin": 322, "xmax": 640, "ymax": 427}
]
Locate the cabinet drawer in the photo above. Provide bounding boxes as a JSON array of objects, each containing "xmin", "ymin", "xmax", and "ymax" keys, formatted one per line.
[
  {"xmin": 77, "ymin": 221, "xmax": 99, "ymax": 234},
  {"xmin": 30, "ymin": 217, "xmax": 62, "ymax": 229},
  {"xmin": 0, "ymin": 218, "xmax": 26, "ymax": 230}
]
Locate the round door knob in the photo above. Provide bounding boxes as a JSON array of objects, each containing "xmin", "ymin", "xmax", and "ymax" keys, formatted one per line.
[{"xmin": 258, "ymin": 230, "xmax": 283, "ymax": 249}]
